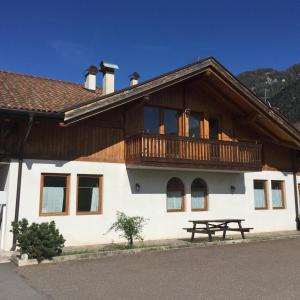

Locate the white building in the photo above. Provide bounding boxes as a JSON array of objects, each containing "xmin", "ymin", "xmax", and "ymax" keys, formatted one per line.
[{"xmin": 0, "ymin": 57, "xmax": 300, "ymax": 251}]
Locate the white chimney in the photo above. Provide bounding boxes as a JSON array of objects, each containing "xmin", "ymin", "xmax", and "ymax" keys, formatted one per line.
[
  {"xmin": 99, "ymin": 61, "xmax": 119, "ymax": 95},
  {"xmin": 129, "ymin": 72, "xmax": 140, "ymax": 86},
  {"xmin": 84, "ymin": 65, "xmax": 98, "ymax": 91}
]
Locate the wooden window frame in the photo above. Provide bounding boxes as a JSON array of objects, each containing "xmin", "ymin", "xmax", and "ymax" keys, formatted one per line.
[
  {"xmin": 271, "ymin": 180, "xmax": 286, "ymax": 209},
  {"xmin": 76, "ymin": 175, "xmax": 103, "ymax": 215},
  {"xmin": 39, "ymin": 173, "xmax": 70, "ymax": 216},
  {"xmin": 191, "ymin": 178, "xmax": 208, "ymax": 212},
  {"xmin": 253, "ymin": 180, "xmax": 269, "ymax": 210},
  {"xmin": 166, "ymin": 177, "xmax": 185, "ymax": 212}
]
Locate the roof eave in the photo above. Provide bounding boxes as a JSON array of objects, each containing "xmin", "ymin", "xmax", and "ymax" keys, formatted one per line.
[
  {"xmin": 0, "ymin": 107, "xmax": 64, "ymax": 119},
  {"xmin": 62, "ymin": 57, "xmax": 300, "ymax": 148}
]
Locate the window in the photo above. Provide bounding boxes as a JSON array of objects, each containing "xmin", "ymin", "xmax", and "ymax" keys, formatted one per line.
[
  {"xmin": 189, "ymin": 112, "xmax": 202, "ymax": 138},
  {"xmin": 144, "ymin": 106, "xmax": 160, "ymax": 134},
  {"xmin": 191, "ymin": 178, "xmax": 208, "ymax": 211},
  {"xmin": 163, "ymin": 109, "xmax": 179, "ymax": 136},
  {"xmin": 253, "ymin": 180, "xmax": 268, "ymax": 209},
  {"xmin": 40, "ymin": 174, "xmax": 69, "ymax": 216},
  {"xmin": 166, "ymin": 177, "xmax": 185, "ymax": 212},
  {"xmin": 209, "ymin": 118, "xmax": 219, "ymax": 140},
  {"xmin": 77, "ymin": 175, "xmax": 103, "ymax": 214},
  {"xmin": 271, "ymin": 181, "xmax": 285, "ymax": 209},
  {"xmin": 143, "ymin": 106, "xmax": 179, "ymax": 136}
]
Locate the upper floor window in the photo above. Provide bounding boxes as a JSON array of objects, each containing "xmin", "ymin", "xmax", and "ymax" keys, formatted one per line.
[
  {"xmin": 40, "ymin": 174, "xmax": 70, "ymax": 216},
  {"xmin": 166, "ymin": 177, "xmax": 185, "ymax": 212},
  {"xmin": 191, "ymin": 178, "xmax": 208, "ymax": 211},
  {"xmin": 144, "ymin": 106, "xmax": 160, "ymax": 134},
  {"xmin": 189, "ymin": 112, "xmax": 202, "ymax": 138},
  {"xmin": 144, "ymin": 106, "xmax": 179, "ymax": 136},
  {"xmin": 271, "ymin": 181, "xmax": 285, "ymax": 209},
  {"xmin": 209, "ymin": 117, "xmax": 219, "ymax": 140},
  {"xmin": 163, "ymin": 109, "xmax": 179, "ymax": 136}
]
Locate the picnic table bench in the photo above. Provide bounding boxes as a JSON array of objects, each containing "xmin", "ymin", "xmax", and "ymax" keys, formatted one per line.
[{"xmin": 183, "ymin": 219, "xmax": 253, "ymax": 242}]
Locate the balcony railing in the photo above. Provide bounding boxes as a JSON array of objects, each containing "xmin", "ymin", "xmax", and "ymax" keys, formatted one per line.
[{"xmin": 125, "ymin": 134, "xmax": 262, "ymax": 171}]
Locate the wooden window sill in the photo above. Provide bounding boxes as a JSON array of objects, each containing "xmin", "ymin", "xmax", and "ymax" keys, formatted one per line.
[
  {"xmin": 76, "ymin": 211, "xmax": 102, "ymax": 215},
  {"xmin": 39, "ymin": 212, "xmax": 69, "ymax": 217},
  {"xmin": 167, "ymin": 209, "xmax": 185, "ymax": 213},
  {"xmin": 191, "ymin": 208, "xmax": 208, "ymax": 212}
]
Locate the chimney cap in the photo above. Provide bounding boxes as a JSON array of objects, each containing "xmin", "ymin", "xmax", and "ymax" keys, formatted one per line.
[
  {"xmin": 99, "ymin": 61, "xmax": 119, "ymax": 73},
  {"xmin": 85, "ymin": 65, "xmax": 98, "ymax": 77},
  {"xmin": 129, "ymin": 72, "xmax": 140, "ymax": 81}
]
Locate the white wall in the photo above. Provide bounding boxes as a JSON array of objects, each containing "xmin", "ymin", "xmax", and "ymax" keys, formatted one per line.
[
  {"xmin": 0, "ymin": 162, "xmax": 19, "ymax": 250},
  {"xmin": 1, "ymin": 159, "xmax": 298, "ymax": 250}
]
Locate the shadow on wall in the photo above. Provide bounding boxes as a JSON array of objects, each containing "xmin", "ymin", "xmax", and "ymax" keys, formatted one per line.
[
  {"xmin": 25, "ymin": 160, "xmax": 66, "ymax": 170},
  {"xmin": 126, "ymin": 168, "xmax": 246, "ymax": 195}
]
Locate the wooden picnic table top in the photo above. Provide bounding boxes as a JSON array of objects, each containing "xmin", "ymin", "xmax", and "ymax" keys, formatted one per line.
[{"xmin": 189, "ymin": 219, "xmax": 245, "ymax": 224}]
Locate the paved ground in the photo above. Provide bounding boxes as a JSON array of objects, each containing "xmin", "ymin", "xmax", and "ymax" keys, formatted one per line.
[
  {"xmin": 0, "ymin": 239, "xmax": 300, "ymax": 300},
  {"xmin": 0, "ymin": 263, "xmax": 44, "ymax": 299},
  {"xmin": 2, "ymin": 238, "xmax": 300, "ymax": 299}
]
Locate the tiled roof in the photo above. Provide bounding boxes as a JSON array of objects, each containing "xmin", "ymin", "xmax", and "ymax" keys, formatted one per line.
[{"xmin": 0, "ymin": 70, "xmax": 102, "ymax": 113}]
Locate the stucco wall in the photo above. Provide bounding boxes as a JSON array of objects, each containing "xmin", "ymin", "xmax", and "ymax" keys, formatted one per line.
[
  {"xmin": 0, "ymin": 162, "xmax": 18, "ymax": 250},
  {"xmin": 1, "ymin": 159, "xmax": 298, "ymax": 250}
]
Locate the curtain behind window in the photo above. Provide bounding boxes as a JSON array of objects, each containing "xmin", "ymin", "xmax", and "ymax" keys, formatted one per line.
[
  {"xmin": 42, "ymin": 187, "xmax": 65, "ymax": 213},
  {"xmin": 90, "ymin": 187, "xmax": 99, "ymax": 211},
  {"xmin": 167, "ymin": 191, "xmax": 182, "ymax": 209},
  {"xmin": 272, "ymin": 189, "xmax": 282, "ymax": 207},
  {"xmin": 254, "ymin": 188, "xmax": 265, "ymax": 208},
  {"xmin": 192, "ymin": 190, "xmax": 205, "ymax": 209}
]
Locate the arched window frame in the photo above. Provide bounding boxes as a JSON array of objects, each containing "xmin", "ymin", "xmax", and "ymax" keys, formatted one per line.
[
  {"xmin": 191, "ymin": 178, "xmax": 208, "ymax": 211},
  {"xmin": 166, "ymin": 177, "xmax": 185, "ymax": 212}
]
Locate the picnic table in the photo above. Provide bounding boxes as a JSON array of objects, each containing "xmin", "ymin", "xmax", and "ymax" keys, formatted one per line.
[{"xmin": 183, "ymin": 219, "xmax": 253, "ymax": 242}]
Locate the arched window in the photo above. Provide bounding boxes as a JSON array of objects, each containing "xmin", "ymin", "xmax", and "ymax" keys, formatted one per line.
[
  {"xmin": 166, "ymin": 177, "xmax": 185, "ymax": 212},
  {"xmin": 191, "ymin": 178, "xmax": 208, "ymax": 211}
]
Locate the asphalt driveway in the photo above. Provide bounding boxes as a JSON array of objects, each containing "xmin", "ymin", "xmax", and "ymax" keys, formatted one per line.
[
  {"xmin": 3, "ymin": 238, "xmax": 300, "ymax": 299},
  {"xmin": 0, "ymin": 262, "xmax": 44, "ymax": 299}
]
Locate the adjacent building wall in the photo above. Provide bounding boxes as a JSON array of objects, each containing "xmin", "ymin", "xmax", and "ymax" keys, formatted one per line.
[
  {"xmin": 1, "ymin": 159, "xmax": 297, "ymax": 250},
  {"xmin": 0, "ymin": 161, "xmax": 18, "ymax": 250}
]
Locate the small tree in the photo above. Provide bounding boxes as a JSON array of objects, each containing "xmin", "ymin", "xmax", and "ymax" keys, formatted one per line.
[
  {"xmin": 108, "ymin": 212, "xmax": 147, "ymax": 248},
  {"xmin": 11, "ymin": 218, "xmax": 65, "ymax": 262}
]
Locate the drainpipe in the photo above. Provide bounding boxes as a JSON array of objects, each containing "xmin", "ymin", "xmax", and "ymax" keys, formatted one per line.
[
  {"xmin": 11, "ymin": 113, "xmax": 35, "ymax": 250},
  {"xmin": 292, "ymin": 150, "xmax": 300, "ymax": 230},
  {"xmin": 293, "ymin": 171, "xmax": 300, "ymax": 230}
]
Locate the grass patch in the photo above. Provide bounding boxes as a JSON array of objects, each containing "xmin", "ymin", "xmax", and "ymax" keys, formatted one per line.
[{"xmin": 62, "ymin": 242, "xmax": 176, "ymax": 256}]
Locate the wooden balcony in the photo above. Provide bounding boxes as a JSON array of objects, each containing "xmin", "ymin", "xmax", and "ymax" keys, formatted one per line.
[{"xmin": 125, "ymin": 134, "xmax": 262, "ymax": 171}]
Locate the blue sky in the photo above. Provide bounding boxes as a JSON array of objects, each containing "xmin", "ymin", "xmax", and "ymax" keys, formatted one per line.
[{"xmin": 1, "ymin": 0, "xmax": 300, "ymax": 88}]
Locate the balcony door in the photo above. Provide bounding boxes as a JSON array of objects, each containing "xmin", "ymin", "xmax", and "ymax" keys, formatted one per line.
[
  {"xmin": 143, "ymin": 106, "xmax": 179, "ymax": 159},
  {"xmin": 162, "ymin": 109, "xmax": 179, "ymax": 159},
  {"xmin": 189, "ymin": 112, "xmax": 202, "ymax": 139},
  {"xmin": 209, "ymin": 117, "xmax": 220, "ymax": 160},
  {"xmin": 144, "ymin": 106, "xmax": 160, "ymax": 134}
]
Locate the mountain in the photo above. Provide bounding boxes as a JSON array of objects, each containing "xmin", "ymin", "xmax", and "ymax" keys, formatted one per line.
[{"xmin": 237, "ymin": 64, "xmax": 300, "ymax": 124}]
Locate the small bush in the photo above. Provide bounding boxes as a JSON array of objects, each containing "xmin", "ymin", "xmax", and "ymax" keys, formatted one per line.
[
  {"xmin": 11, "ymin": 218, "xmax": 65, "ymax": 262},
  {"xmin": 108, "ymin": 212, "xmax": 147, "ymax": 248}
]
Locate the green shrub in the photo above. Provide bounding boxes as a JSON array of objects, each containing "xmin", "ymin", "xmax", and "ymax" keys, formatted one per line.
[
  {"xmin": 108, "ymin": 212, "xmax": 147, "ymax": 248},
  {"xmin": 11, "ymin": 218, "xmax": 65, "ymax": 262}
]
